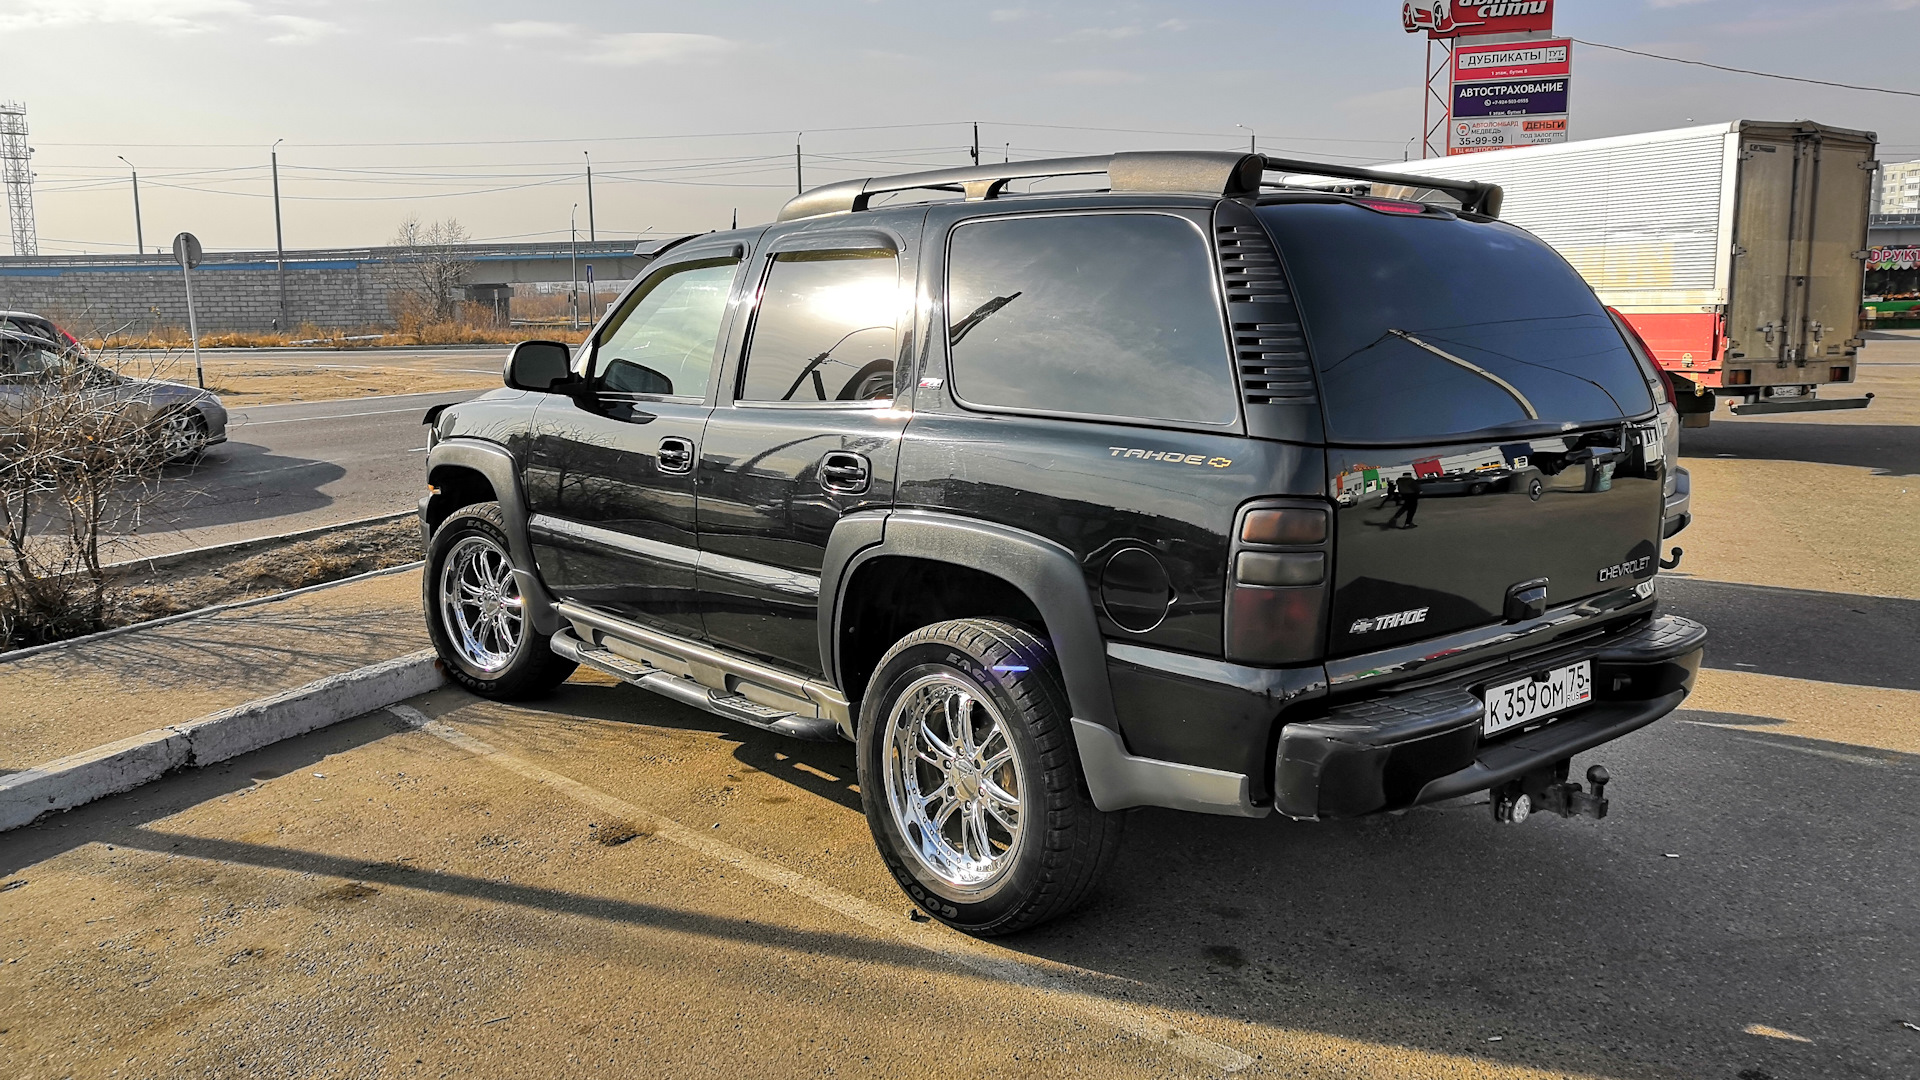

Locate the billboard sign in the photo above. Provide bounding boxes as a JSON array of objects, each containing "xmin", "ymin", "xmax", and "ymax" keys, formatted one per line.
[
  {"xmin": 1453, "ymin": 38, "xmax": 1571, "ymax": 81},
  {"xmin": 1451, "ymin": 77, "xmax": 1569, "ymax": 118},
  {"xmin": 1403, "ymin": 0, "xmax": 1554, "ymax": 40},
  {"xmin": 1449, "ymin": 116, "xmax": 1568, "ymax": 154},
  {"xmin": 1867, "ymin": 246, "xmax": 1920, "ymax": 271}
]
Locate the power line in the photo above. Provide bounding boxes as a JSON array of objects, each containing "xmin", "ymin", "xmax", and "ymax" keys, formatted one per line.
[{"xmin": 1572, "ymin": 38, "xmax": 1920, "ymax": 99}]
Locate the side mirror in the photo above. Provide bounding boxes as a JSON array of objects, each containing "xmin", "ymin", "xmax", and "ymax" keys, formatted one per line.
[{"xmin": 503, "ymin": 340, "xmax": 575, "ymax": 392}]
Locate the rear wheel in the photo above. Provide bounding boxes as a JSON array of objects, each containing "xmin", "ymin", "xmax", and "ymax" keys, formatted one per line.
[
  {"xmin": 856, "ymin": 618, "xmax": 1123, "ymax": 936},
  {"xmin": 424, "ymin": 502, "xmax": 576, "ymax": 699}
]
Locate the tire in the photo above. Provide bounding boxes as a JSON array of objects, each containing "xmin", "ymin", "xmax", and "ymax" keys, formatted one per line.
[
  {"xmin": 424, "ymin": 502, "xmax": 576, "ymax": 700},
  {"xmin": 856, "ymin": 618, "xmax": 1124, "ymax": 936}
]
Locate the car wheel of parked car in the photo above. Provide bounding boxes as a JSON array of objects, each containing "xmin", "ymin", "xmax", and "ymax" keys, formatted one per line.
[
  {"xmin": 857, "ymin": 618, "xmax": 1123, "ymax": 936},
  {"xmin": 425, "ymin": 502, "xmax": 577, "ymax": 699},
  {"xmin": 156, "ymin": 409, "xmax": 208, "ymax": 463}
]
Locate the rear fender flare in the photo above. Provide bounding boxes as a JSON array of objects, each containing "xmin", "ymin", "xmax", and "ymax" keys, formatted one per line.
[
  {"xmin": 425, "ymin": 437, "xmax": 560, "ymax": 635},
  {"xmin": 821, "ymin": 510, "xmax": 1117, "ymax": 731}
]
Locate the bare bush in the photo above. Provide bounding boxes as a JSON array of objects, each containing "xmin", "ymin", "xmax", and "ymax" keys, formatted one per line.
[
  {"xmin": 0, "ymin": 348, "xmax": 182, "ymax": 647},
  {"xmin": 388, "ymin": 216, "xmax": 474, "ymax": 324}
]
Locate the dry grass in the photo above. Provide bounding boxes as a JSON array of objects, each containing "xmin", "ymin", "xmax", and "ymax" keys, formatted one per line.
[{"xmin": 111, "ymin": 518, "xmax": 422, "ymax": 629}]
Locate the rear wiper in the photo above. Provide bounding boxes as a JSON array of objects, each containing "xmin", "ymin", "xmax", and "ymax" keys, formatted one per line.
[
  {"xmin": 1387, "ymin": 328, "xmax": 1539, "ymax": 420},
  {"xmin": 949, "ymin": 292, "xmax": 1022, "ymax": 346}
]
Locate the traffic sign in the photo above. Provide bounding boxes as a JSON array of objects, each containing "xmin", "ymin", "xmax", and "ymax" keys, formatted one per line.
[{"xmin": 172, "ymin": 231, "xmax": 202, "ymax": 270}]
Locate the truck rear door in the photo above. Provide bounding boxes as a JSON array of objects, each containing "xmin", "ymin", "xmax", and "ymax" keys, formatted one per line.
[
  {"xmin": 1804, "ymin": 131, "xmax": 1875, "ymax": 385},
  {"xmin": 1727, "ymin": 124, "xmax": 1875, "ymax": 386}
]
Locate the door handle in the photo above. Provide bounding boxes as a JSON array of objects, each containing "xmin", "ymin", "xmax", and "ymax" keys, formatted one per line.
[
  {"xmin": 658, "ymin": 436, "xmax": 695, "ymax": 475},
  {"xmin": 819, "ymin": 450, "xmax": 870, "ymax": 495}
]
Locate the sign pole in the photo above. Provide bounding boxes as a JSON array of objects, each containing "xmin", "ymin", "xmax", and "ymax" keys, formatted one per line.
[
  {"xmin": 182, "ymin": 261, "xmax": 202, "ymax": 389},
  {"xmin": 173, "ymin": 231, "xmax": 205, "ymax": 389}
]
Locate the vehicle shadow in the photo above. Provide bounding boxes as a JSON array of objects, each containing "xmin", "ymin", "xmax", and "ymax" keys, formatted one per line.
[
  {"xmin": 998, "ymin": 716, "xmax": 1918, "ymax": 1079},
  {"xmin": 415, "ymin": 677, "xmax": 865, "ymax": 813},
  {"xmin": 1681, "ymin": 421, "xmax": 1920, "ymax": 476},
  {"xmin": 111, "ymin": 440, "xmax": 349, "ymax": 535}
]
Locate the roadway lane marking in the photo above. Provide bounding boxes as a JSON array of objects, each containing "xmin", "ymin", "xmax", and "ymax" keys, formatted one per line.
[
  {"xmin": 1698, "ymin": 731, "xmax": 1907, "ymax": 768},
  {"xmin": 1684, "ymin": 668, "xmax": 1920, "ymax": 755},
  {"xmin": 238, "ymin": 404, "xmax": 450, "ymax": 426},
  {"xmin": 389, "ymin": 703, "xmax": 1255, "ymax": 1074}
]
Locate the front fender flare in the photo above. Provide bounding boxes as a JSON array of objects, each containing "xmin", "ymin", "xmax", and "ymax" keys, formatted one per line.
[{"xmin": 425, "ymin": 437, "xmax": 559, "ymax": 635}]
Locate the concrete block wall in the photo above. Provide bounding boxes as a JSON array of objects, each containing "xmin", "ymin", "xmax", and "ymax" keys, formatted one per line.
[{"xmin": 0, "ymin": 262, "xmax": 399, "ymax": 335}]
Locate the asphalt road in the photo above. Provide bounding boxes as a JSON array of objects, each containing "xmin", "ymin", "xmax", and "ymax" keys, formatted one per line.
[
  {"xmin": 2, "ymin": 668, "xmax": 1913, "ymax": 1079},
  {"xmin": 128, "ymin": 388, "xmax": 484, "ymax": 558}
]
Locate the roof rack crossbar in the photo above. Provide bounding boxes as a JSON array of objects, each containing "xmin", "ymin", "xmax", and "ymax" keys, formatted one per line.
[{"xmin": 775, "ymin": 151, "xmax": 1502, "ymax": 221}]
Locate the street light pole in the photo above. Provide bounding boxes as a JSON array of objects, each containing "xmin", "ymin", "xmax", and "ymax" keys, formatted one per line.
[
  {"xmin": 271, "ymin": 137, "xmax": 288, "ymax": 331},
  {"xmin": 795, "ymin": 133, "xmax": 803, "ymax": 194},
  {"xmin": 1236, "ymin": 124, "xmax": 1256, "ymax": 154},
  {"xmin": 569, "ymin": 204, "xmax": 579, "ymax": 331},
  {"xmin": 584, "ymin": 151, "xmax": 596, "ymax": 243},
  {"xmin": 117, "ymin": 155, "xmax": 142, "ymax": 255}
]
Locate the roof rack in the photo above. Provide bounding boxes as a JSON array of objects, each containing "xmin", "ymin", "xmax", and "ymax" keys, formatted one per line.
[{"xmin": 775, "ymin": 151, "xmax": 1502, "ymax": 222}]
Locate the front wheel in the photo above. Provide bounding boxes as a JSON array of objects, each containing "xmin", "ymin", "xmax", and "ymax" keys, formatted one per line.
[
  {"xmin": 856, "ymin": 618, "xmax": 1123, "ymax": 936},
  {"xmin": 424, "ymin": 502, "xmax": 576, "ymax": 699},
  {"xmin": 155, "ymin": 409, "xmax": 208, "ymax": 463}
]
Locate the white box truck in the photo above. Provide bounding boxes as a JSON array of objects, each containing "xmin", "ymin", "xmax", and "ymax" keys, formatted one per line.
[{"xmin": 1385, "ymin": 121, "xmax": 1878, "ymax": 422}]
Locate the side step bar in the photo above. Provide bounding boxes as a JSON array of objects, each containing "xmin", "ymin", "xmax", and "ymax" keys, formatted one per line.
[{"xmin": 551, "ymin": 628, "xmax": 843, "ymax": 742}]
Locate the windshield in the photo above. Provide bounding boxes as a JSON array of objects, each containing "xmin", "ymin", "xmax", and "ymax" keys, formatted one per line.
[{"xmin": 1257, "ymin": 203, "xmax": 1654, "ymax": 444}]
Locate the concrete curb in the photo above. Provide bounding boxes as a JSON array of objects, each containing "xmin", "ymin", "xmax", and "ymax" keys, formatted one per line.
[{"xmin": 0, "ymin": 648, "xmax": 445, "ymax": 832}]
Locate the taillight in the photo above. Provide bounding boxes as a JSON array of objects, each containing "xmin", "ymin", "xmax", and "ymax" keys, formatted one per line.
[
  {"xmin": 1354, "ymin": 197, "xmax": 1427, "ymax": 216},
  {"xmin": 1225, "ymin": 500, "xmax": 1330, "ymax": 664},
  {"xmin": 1607, "ymin": 307, "xmax": 1674, "ymax": 405}
]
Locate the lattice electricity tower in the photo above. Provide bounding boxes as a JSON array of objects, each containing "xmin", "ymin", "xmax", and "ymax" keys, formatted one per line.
[{"xmin": 0, "ymin": 102, "xmax": 38, "ymax": 256}]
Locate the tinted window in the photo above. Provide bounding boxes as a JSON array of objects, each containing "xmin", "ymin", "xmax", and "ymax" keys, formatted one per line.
[
  {"xmin": 739, "ymin": 250, "xmax": 899, "ymax": 403},
  {"xmin": 946, "ymin": 214, "xmax": 1236, "ymax": 426},
  {"xmin": 591, "ymin": 259, "xmax": 737, "ymax": 398},
  {"xmin": 1258, "ymin": 203, "xmax": 1655, "ymax": 444}
]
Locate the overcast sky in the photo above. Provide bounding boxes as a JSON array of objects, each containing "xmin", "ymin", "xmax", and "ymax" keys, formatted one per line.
[{"xmin": 5, "ymin": 0, "xmax": 1917, "ymax": 255}]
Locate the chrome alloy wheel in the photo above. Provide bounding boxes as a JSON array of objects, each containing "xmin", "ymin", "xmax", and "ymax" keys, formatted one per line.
[
  {"xmin": 157, "ymin": 411, "xmax": 203, "ymax": 459},
  {"xmin": 438, "ymin": 534, "xmax": 524, "ymax": 673},
  {"xmin": 881, "ymin": 673, "xmax": 1027, "ymax": 896}
]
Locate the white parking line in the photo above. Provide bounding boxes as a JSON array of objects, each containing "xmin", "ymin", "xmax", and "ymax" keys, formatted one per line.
[
  {"xmin": 389, "ymin": 703, "xmax": 1255, "ymax": 1074},
  {"xmin": 239, "ymin": 404, "xmax": 445, "ymax": 426}
]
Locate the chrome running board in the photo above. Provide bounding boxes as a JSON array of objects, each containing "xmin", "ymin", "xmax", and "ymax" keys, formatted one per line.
[{"xmin": 548, "ymin": 603, "xmax": 850, "ymax": 742}]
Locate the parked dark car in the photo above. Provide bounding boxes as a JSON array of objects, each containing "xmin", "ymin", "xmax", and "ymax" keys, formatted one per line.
[
  {"xmin": 0, "ymin": 330, "xmax": 227, "ymax": 461},
  {"xmin": 0, "ymin": 310, "xmax": 80, "ymax": 350},
  {"xmin": 417, "ymin": 151, "xmax": 1704, "ymax": 935}
]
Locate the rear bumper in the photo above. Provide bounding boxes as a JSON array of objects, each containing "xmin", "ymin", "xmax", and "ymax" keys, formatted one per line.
[
  {"xmin": 1728, "ymin": 393, "xmax": 1873, "ymax": 415},
  {"xmin": 1272, "ymin": 615, "xmax": 1705, "ymax": 819}
]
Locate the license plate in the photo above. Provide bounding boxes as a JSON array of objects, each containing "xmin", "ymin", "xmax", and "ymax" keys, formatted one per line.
[
  {"xmin": 1483, "ymin": 661, "xmax": 1592, "ymax": 736},
  {"xmin": 1770, "ymin": 385, "xmax": 1805, "ymax": 398}
]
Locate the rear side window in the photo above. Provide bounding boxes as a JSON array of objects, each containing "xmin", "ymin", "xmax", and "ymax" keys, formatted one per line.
[
  {"xmin": 592, "ymin": 259, "xmax": 738, "ymax": 398},
  {"xmin": 739, "ymin": 250, "xmax": 900, "ymax": 403},
  {"xmin": 945, "ymin": 213, "xmax": 1237, "ymax": 427},
  {"xmin": 1257, "ymin": 203, "xmax": 1655, "ymax": 444}
]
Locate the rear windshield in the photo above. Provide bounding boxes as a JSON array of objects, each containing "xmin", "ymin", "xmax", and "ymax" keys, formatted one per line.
[{"xmin": 1257, "ymin": 203, "xmax": 1653, "ymax": 444}]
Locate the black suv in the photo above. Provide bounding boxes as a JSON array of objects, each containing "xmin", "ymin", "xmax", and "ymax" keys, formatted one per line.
[{"xmin": 418, "ymin": 152, "xmax": 1705, "ymax": 936}]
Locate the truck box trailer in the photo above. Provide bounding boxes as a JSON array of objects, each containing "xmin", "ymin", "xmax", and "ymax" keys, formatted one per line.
[{"xmin": 1384, "ymin": 121, "xmax": 1878, "ymax": 422}]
